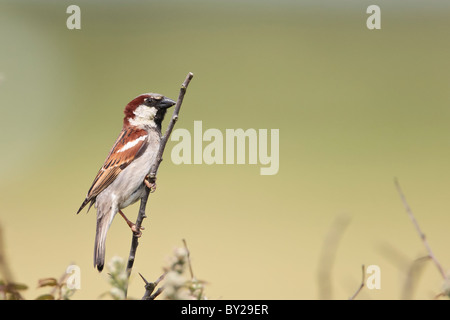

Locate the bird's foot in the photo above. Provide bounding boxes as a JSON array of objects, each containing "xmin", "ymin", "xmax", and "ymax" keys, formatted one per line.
[
  {"xmin": 131, "ymin": 224, "xmax": 145, "ymax": 238},
  {"xmin": 119, "ymin": 209, "xmax": 145, "ymax": 237},
  {"xmin": 144, "ymin": 175, "xmax": 157, "ymax": 193}
]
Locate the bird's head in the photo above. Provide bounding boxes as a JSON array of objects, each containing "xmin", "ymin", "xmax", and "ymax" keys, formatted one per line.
[{"xmin": 123, "ymin": 93, "xmax": 176, "ymax": 130}]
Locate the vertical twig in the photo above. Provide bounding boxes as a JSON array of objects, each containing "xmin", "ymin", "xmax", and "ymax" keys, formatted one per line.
[
  {"xmin": 125, "ymin": 72, "xmax": 194, "ymax": 297},
  {"xmin": 183, "ymin": 239, "xmax": 195, "ymax": 280},
  {"xmin": 394, "ymin": 178, "xmax": 447, "ymax": 280}
]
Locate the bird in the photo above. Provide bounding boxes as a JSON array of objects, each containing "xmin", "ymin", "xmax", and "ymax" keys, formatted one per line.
[{"xmin": 77, "ymin": 93, "xmax": 176, "ymax": 272}]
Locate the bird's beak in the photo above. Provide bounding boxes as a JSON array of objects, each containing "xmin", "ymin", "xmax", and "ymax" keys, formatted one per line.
[{"xmin": 159, "ymin": 97, "xmax": 176, "ymax": 109}]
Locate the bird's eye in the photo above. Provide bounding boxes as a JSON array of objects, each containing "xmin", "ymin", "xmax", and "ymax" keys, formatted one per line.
[{"xmin": 145, "ymin": 97, "xmax": 152, "ymax": 104}]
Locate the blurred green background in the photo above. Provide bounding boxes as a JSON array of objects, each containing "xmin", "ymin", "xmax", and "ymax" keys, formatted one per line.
[{"xmin": 1, "ymin": 0, "xmax": 450, "ymax": 299}]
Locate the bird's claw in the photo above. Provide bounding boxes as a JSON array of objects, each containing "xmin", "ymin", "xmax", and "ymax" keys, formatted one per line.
[
  {"xmin": 144, "ymin": 175, "xmax": 157, "ymax": 193},
  {"xmin": 131, "ymin": 224, "xmax": 145, "ymax": 238}
]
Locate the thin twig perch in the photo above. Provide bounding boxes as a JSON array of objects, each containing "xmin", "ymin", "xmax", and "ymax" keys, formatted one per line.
[
  {"xmin": 125, "ymin": 72, "xmax": 194, "ymax": 297},
  {"xmin": 394, "ymin": 178, "xmax": 447, "ymax": 280}
]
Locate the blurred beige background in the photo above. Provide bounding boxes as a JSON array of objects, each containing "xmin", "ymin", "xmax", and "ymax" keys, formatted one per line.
[{"xmin": 1, "ymin": 0, "xmax": 450, "ymax": 299}]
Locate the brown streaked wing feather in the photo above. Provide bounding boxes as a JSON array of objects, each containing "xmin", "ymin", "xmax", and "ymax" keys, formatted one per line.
[{"xmin": 80, "ymin": 128, "xmax": 149, "ymax": 209}]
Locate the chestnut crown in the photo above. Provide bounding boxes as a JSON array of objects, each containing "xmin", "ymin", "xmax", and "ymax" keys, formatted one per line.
[{"xmin": 123, "ymin": 93, "xmax": 175, "ymax": 130}]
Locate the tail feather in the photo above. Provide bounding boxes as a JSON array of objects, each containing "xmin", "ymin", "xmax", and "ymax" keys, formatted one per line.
[
  {"xmin": 77, "ymin": 199, "xmax": 89, "ymax": 214},
  {"xmin": 94, "ymin": 211, "xmax": 113, "ymax": 272},
  {"xmin": 77, "ymin": 198, "xmax": 95, "ymax": 214}
]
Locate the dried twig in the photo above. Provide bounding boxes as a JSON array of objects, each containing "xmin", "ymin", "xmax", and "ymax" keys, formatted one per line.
[
  {"xmin": 140, "ymin": 271, "xmax": 167, "ymax": 300},
  {"xmin": 183, "ymin": 239, "xmax": 195, "ymax": 280},
  {"xmin": 349, "ymin": 265, "xmax": 365, "ymax": 300},
  {"xmin": 125, "ymin": 72, "xmax": 194, "ymax": 297},
  {"xmin": 394, "ymin": 178, "xmax": 447, "ymax": 280}
]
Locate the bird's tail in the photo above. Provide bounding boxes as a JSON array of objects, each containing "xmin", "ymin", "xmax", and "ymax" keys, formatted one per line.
[{"xmin": 94, "ymin": 210, "xmax": 114, "ymax": 272}]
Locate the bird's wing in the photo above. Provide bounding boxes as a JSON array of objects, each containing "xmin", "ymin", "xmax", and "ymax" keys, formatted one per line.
[{"xmin": 77, "ymin": 127, "xmax": 149, "ymax": 213}]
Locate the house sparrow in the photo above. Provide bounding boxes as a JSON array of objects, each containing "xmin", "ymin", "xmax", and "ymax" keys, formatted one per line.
[{"xmin": 77, "ymin": 93, "xmax": 176, "ymax": 272}]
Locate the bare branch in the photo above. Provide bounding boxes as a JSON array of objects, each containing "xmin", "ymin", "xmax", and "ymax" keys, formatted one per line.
[
  {"xmin": 125, "ymin": 72, "xmax": 194, "ymax": 298},
  {"xmin": 140, "ymin": 271, "xmax": 167, "ymax": 300},
  {"xmin": 149, "ymin": 72, "xmax": 195, "ymax": 180},
  {"xmin": 394, "ymin": 178, "xmax": 447, "ymax": 280}
]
